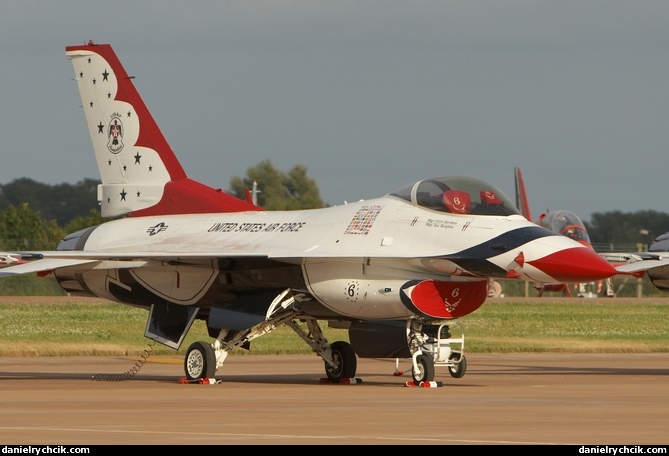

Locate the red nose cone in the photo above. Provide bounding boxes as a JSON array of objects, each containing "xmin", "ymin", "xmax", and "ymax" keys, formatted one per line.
[{"xmin": 528, "ymin": 247, "xmax": 616, "ymax": 283}]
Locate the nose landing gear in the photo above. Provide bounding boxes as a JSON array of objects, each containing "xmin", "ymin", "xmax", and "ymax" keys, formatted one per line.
[{"xmin": 408, "ymin": 320, "xmax": 467, "ymax": 383}]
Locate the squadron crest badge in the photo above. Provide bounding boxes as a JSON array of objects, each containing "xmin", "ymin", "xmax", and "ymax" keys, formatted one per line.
[{"xmin": 107, "ymin": 113, "xmax": 124, "ymax": 154}]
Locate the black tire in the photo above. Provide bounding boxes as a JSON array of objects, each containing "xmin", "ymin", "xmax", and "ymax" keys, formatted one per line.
[
  {"xmin": 412, "ymin": 354, "xmax": 435, "ymax": 383},
  {"xmin": 448, "ymin": 352, "xmax": 467, "ymax": 378},
  {"xmin": 324, "ymin": 341, "xmax": 357, "ymax": 382},
  {"xmin": 184, "ymin": 341, "xmax": 216, "ymax": 380}
]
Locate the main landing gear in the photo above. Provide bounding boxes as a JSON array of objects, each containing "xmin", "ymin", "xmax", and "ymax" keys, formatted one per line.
[
  {"xmin": 183, "ymin": 289, "xmax": 358, "ymax": 383},
  {"xmin": 183, "ymin": 317, "xmax": 358, "ymax": 383},
  {"xmin": 324, "ymin": 340, "xmax": 357, "ymax": 382},
  {"xmin": 184, "ymin": 341, "xmax": 216, "ymax": 380}
]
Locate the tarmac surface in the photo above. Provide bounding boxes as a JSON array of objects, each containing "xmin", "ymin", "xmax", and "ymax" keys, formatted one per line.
[{"xmin": 1, "ymin": 353, "xmax": 668, "ymax": 446}]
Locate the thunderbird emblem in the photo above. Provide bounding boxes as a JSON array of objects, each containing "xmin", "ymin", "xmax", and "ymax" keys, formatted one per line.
[{"xmin": 107, "ymin": 114, "xmax": 124, "ymax": 154}]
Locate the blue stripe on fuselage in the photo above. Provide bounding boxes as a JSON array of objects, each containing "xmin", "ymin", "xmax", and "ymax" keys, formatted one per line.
[{"xmin": 436, "ymin": 225, "xmax": 556, "ymax": 277}]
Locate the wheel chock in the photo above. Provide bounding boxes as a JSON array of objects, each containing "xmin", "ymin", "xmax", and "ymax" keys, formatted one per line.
[
  {"xmin": 178, "ymin": 377, "xmax": 220, "ymax": 384},
  {"xmin": 404, "ymin": 380, "xmax": 443, "ymax": 388}
]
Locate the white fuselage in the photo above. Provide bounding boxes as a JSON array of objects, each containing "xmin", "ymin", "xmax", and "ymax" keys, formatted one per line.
[{"xmin": 39, "ymin": 194, "xmax": 607, "ymax": 321}]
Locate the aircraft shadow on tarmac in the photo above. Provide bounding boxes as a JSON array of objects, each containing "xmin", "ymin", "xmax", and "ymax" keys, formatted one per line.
[{"xmin": 2, "ymin": 357, "xmax": 668, "ymax": 385}]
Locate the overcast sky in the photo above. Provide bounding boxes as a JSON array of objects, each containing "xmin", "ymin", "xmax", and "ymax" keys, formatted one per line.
[{"xmin": 2, "ymin": 1, "xmax": 668, "ymax": 223}]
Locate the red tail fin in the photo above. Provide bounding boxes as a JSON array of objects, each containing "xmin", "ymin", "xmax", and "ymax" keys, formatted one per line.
[
  {"xmin": 514, "ymin": 167, "xmax": 532, "ymax": 221},
  {"xmin": 65, "ymin": 41, "xmax": 262, "ymax": 217}
]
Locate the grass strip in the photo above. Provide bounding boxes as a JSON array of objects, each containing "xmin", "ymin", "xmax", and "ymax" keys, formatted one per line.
[{"xmin": 0, "ymin": 299, "xmax": 667, "ymax": 357}]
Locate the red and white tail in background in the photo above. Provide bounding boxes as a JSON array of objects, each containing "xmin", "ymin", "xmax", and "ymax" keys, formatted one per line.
[
  {"xmin": 514, "ymin": 167, "xmax": 532, "ymax": 222},
  {"xmin": 0, "ymin": 253, "xmax": 27, "ymax": 267},
  {"xmin": 66, "ymin": 41, "xmax": 261, "ymax": 218}
]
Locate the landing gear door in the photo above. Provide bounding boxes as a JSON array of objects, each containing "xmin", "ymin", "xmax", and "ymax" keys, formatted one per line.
[{"xmin": 145, "ymin": 302, "xmax": 199, "ymax": 349}]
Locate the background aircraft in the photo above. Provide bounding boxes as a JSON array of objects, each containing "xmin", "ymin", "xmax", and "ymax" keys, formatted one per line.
[
  {"xmin": 0, "ymin": 42, "xmax": 653, "ymax": 386},
  {"xmin": 601, "ymin": 231, "xmax": 669, "ymax": 294},
  {"xmin": 646, "ymin": 233, "xmax": 669, "ymax": 291},
  {"xmin": 0, "ymin": 253, "xmax": 27, "ymax": 267},
  {"xmin": 514, "ymin": 167, "xmax": 610, "ymax": 297},
  {"xmin": 514, "ymin": 167, "xmax": 669, "ymax": 298}
]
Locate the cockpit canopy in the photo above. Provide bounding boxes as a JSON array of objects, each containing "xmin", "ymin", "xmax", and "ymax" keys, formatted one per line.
[
  {"xmin": 388, "ymin": 176, "xmax": 520, "ymax": 216},
  {"xmin": 538, "ymin": 210, "xmax": 591, "ymax": 244}
]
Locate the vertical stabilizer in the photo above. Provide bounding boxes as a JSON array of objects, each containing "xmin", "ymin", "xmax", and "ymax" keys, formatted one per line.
[
  {"xmin": 514, "ymin": 167, "xmax": 532, "ymax": 222},
  {"xmin": 66, "ymin": 41, "xmax": 261, "ymax": 217}
]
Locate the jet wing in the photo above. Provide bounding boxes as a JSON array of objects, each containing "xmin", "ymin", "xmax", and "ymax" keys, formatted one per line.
[
  {"xmin": 0, "ymin": 250, "xmax": 273, "ymax": 278},
  {"xmin": 600, "ymin": 252, "xmax": 664, "ymax": 263},
  {"xmin": 613, "ymin": 258, "xmax": 669, "ymax": 275},
  {"xmin": 0, "ymin": 258, "xmax": 99, "ymax": 277},
  {"xmin": 35, "ymin": 250, "xmax": 270, "ymax": 260}
]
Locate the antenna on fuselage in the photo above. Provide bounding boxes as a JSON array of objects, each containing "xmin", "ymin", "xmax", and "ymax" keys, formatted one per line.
[{"xmin": 252, "ymin": 181, "xmax": 261, "ymax": 206}]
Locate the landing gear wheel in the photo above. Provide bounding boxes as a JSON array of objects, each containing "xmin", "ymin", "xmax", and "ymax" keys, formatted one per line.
[
  {"xmin": 448, "ymin": 352, "xmax": 467, "ymax": 378},
  {"xmin": 325, "ymin": 341, "xmax": 357, "ymax": 383},
  {"xmin": 412, "ymin": 354, "xmax": 435, "ymax": 383},
  {"xmin": 184, "ymin": 341, "xmax": 216, "ymax": 380}
]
